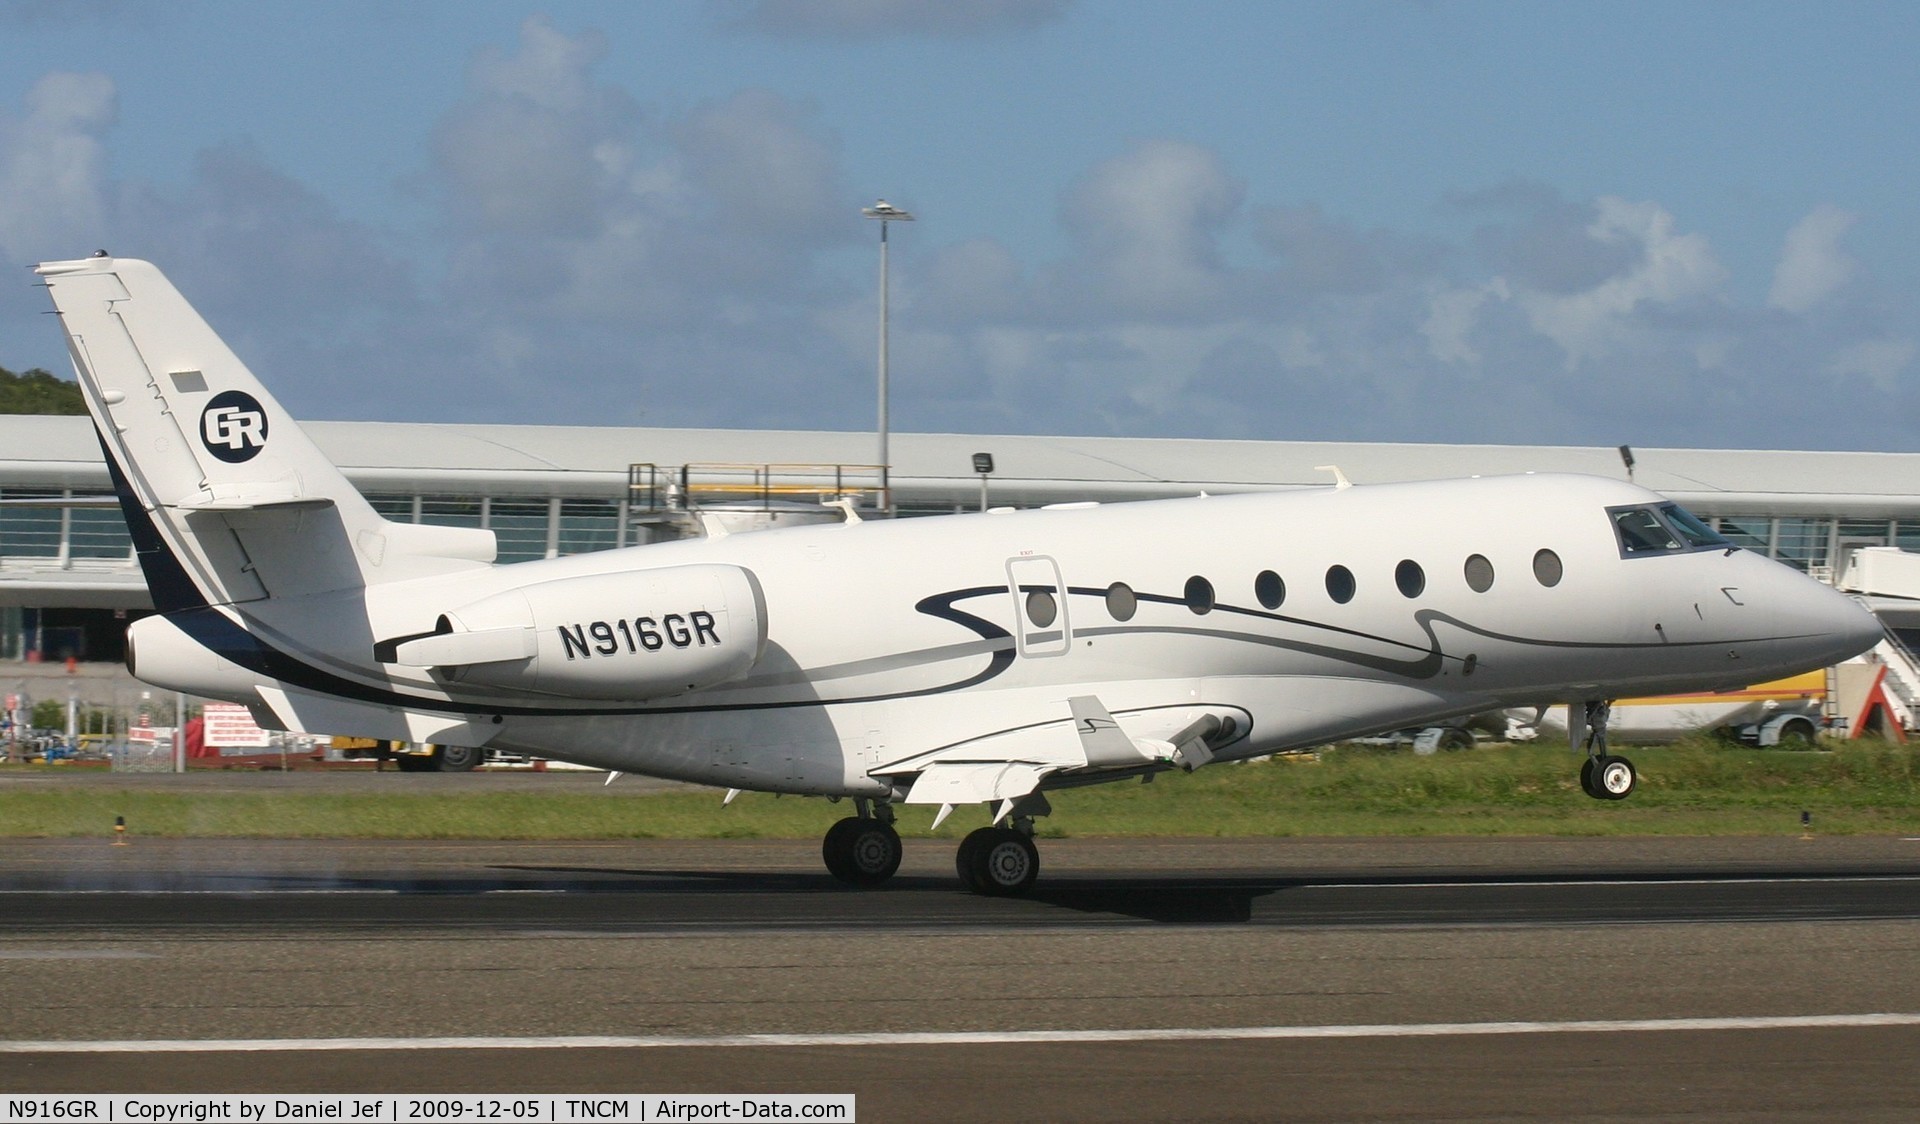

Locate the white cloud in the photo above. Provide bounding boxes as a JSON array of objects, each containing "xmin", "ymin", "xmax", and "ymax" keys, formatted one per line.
[
  {"xmin": 1053, "ymin": 139, "xmax": 1244, "ymax": 319},
  {"xmin": 1769, "ymin": 204, "xmax": 1857, "ymax": 313},
  {"xmin": 1422, "ymin": 281, "xmax": 1507, "ymax": 366},
  {"xmin": 3, "ymin": 46, "xmax": 1918, "ymax": 453},
  {"xmin": 1824, "ymin": 338, "xmax": 1915, "ymax": 392},
  {"xmin": 432, "ymin": 18, "xmax": 637, "ymax": 238},
  {"xmin": 1511, "ymin": 197, "xmax": 1727, "ymax": 369},
  {"xmin": 0, "ymin": 71, "xmax": 115, "ymax": 262}
]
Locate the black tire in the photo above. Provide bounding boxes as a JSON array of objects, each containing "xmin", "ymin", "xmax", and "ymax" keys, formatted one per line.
[
  {"xmin": 958, "ymin": 827, "xmax": 1039, "ymax": 897},
  {"xmin": 955, "ymin": 827, "xmax": 990, "ymax": 893},
  {"xmin": 1595, "ymin": 754, "xmax": 1636, "ymax": 800},
  {"xmin": 1579, "ymin": 756, "xmax": 1599, "ymax": 798},
  {"xmin": 823, "ymin": 817, "xmax": 901, "ymax": 887},
  {"xmin": 434, "ymin": 744, "xmax": 480, "ymax": 772},
  {"xmin": 394, "ymin": 754, "xmax": 430, "ymax": 773},
  {"xmin": 821, "ymin": 816, "xmax": 862, "ymax": 882},
  {"xmin": 1437, "ymin": 727, "xmax": 1474, "ymax": 751},
  {"xmin": 844, "ymin": 820, "xmax": 902, "ymax": 886}
]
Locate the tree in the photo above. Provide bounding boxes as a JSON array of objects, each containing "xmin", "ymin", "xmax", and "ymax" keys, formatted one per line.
[{"xmin": 0, "ymin": 366, "xmax": 85, "ymax": 414}]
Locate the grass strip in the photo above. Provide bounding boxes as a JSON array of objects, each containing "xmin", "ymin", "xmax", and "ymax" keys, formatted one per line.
[{"xmin": 3, "ymin": 740, "xmax": 1919, "ymax": 839}]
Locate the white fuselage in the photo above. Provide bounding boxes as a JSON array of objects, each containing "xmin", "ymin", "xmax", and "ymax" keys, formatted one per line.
[{"xmin": 141, "ymin": 472, "xmax": 1880, "ymax": 798}]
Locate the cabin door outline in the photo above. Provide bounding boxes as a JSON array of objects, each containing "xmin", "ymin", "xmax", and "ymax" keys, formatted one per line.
[{"xmin": 1006, "ymin": 555, "xmax": 1071, "ymax": 658}]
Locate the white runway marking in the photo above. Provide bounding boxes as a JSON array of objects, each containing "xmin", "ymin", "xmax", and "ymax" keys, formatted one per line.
[
  {"xmin": 1300, "ymin": 875, "xmax": 1920, "ymax": 890},
  {"xmin": 0, "ymin": 949, "xmax": 157, "ymax": 960},
  {"xmin": 7, "ymin": 1013, "xmax": 1920, "ymax": 1053}
]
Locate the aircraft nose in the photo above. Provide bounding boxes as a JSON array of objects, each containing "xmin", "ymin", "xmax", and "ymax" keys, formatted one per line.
[
  {"xmin": 1835, "ymin": 592, "xmax": 1886, "ymax": 657},
  {"xmin": 1793, "ymin": 578, "xmax": 1884, "ymax": 666}
]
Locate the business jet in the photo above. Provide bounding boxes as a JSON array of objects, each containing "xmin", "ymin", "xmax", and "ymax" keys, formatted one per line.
[{"xmin": 35, "ymin": 254, "xmax": 1883, "ymax": 895}]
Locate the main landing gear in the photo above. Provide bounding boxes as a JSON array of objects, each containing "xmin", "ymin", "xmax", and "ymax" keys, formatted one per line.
[
  {"xmin": 955, "ymin": 824, "xmax": 1040, "ymax": 897},
  {"xmin": 821, "ymin": 799, "xmax": 903, "ymax": 887},
  {"xmin": 1576, "ymin": 699, "xmax": 1637, "ymax": 800},
  {"xmin": 819, "ymin": 795, "xmax": 1050, "ymax": 896}
]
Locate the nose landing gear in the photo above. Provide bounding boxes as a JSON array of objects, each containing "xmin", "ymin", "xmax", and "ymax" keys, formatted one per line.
[{"xmin": 1575, "ymin": 699, "xmax": 1636, "ymax": 800}]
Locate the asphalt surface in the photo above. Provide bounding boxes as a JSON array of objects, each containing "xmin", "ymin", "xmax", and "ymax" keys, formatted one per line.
[{"xmin": 5, "ymin": 835, "xmax": 1920, "ymax": 1120}]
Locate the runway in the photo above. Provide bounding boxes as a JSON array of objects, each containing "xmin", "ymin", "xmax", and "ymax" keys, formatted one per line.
[{"xmin": 6, "ymin": 836, "xmax": 1920, "ymax": 1121}]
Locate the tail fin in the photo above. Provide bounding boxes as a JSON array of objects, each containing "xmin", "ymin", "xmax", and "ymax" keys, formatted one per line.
[{"xmin": 38, "ymin": 255, "xmax": 494, "ymax": 609}]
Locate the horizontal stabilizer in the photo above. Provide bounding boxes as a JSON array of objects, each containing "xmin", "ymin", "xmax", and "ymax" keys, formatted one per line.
[
  {"xmin": 174, "ymin": 484, "xmax": 335, "ymax": 512},
  {"xmin": 253, "ymin": 684, "xmax": 502, "ymax": 749}
]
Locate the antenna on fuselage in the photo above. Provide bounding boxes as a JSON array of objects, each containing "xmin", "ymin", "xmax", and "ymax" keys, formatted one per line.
[{"xmin": 1618, "ymin": 445, "xmax": 1636, "ymax": 483}]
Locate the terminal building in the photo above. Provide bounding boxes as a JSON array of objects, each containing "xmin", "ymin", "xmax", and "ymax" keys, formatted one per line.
[{"xmin": 8, "ymin": 411, "xmax": 1920, "ymax": 667}]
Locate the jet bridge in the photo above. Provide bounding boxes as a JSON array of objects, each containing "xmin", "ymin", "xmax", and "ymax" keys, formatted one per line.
[{"xmin": 1832, "ymin": 547, "xmax": 1920, "ymax": 737}]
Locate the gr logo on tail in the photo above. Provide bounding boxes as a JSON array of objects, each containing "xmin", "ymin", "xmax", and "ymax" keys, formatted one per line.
[{"xmin": 201, "ymin": 390, "xmax": 268, "ymax": 461}]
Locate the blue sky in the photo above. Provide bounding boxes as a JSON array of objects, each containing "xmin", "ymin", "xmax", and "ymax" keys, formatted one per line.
[{"xmin": 2, "ymin": 1, "xmax": 1917, "ymax": 453}]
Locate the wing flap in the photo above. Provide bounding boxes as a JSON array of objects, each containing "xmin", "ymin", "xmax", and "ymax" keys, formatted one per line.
[{"xmin": 903, "ymin": 761, "xmax": 1056, "ymax": 806}]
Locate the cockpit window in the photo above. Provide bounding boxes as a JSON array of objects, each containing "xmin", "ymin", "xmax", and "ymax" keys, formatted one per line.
[
  {"xmin": 1659, "ymin": 503, "xmax": 1727, "ymax": 548},
  {"xmin": 1613, "ymin": 507, "xmax": 1681, "ymax": 554},
  {"xmin": 1608, "ymin": 503, "xmax": 1730, "ymax": 558}
]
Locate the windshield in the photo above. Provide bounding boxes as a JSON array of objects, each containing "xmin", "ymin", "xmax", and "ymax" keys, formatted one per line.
[{"xmin": 1608, "ymin": 503, "xmax": 1730, "ymax": 558}]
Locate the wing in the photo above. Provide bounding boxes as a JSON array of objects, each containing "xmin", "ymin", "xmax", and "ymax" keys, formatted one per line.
[{"xmin": 876, "ymin": 697, "xmax": 1247, "ymax": 826}]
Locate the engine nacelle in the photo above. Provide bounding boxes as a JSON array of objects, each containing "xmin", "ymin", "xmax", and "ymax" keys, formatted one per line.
[
  {"xmin": 126, "ymin": 609, "xmax": 272, "ymax": 703},
  {"xmin": 396, "ymin": 563, "xmax": 768, "ymax": 701}
]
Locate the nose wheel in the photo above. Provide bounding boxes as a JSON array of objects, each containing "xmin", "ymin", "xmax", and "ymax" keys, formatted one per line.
[
  {"xmin": 1580, "ymin": 753, "xmax": 1636, "ymax": 800},
  {"xmin": 1575, "ymin": 699, "xmax": 1636, "ymax": 801}
]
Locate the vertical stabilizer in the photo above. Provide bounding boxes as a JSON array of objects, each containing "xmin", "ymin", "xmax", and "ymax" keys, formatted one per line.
[{"xmin": 38, "ymin": 255, "xmax": 494, "ymax": 608}]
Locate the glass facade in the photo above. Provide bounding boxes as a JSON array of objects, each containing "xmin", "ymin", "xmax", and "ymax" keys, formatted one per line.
[
  {"xmin": 486, "ymin": 499, "xmax": 553, "ymax": 564},
  {"xmin": 0, "ymin": 490, "xmax": 131, "ymax": 562},
  {"xmin": 333, "ymin": 491, "xmax": 630, "ymax": 563},
  {"xmin": 0, "ymin": 487, "xmax": 634, "ymax": 575},
  {"xmin": 557, "ymin": 500, "xmax": 622, "ymax": 556}
]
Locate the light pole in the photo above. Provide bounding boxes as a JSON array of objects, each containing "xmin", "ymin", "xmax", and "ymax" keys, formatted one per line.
[
  {"xmin": 862, "ymin": 199, "xmax": 913, "ymax": 515},
  {"xmin": 972, "ymin": 452, "xmax": 994, "ymax": 512}
]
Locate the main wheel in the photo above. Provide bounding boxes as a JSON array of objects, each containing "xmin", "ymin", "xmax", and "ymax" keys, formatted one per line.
[
  {"xmin": 821, "ymin": 817, "xmax": 862, "ymax": 882},
  {"xmin": 1594, "ymin": 754, "xmax": 1636, "ymax": 800},
  {"xmin": 1579, "ymin": 756, "xmax": 1599, "ymax": 798},
  {"xmin": 957, "ymin": 826, "xmax": 1039, "ymax": 897},
  {"xmin": 822, "ymin": 817, "xmax": 901, "ymax": 887},
  {"xmin": 954, "ymin": 827, "xmax": 990, "ymax": 893}
]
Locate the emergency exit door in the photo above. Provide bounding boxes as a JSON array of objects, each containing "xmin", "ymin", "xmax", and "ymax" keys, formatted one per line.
[{"xmin": 1007, "ymin": 556, "xmax": 1070, "ymax": 657}]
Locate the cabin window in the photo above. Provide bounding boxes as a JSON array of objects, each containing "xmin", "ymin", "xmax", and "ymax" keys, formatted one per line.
[
  {"xmin": 1533, "ymin": 548, "xmax": 1563, "ymax": 587},
  {"xmin": 1464, "ymin": 554, "xmax": 1495, "ymax": 593},
  {"xmin": 1025, "ymin": 589, "xmax": 1058, "ymax": 628},
  {"xmin": 1395, "ymin": 559, "xmax": 1425, "ymax": 598},
  {"xmin": 1106, "ymin": 582, "xmax": 1137, "ymax": 622},
  {"xmin": 1325, "ymin": 565, "xmax": 1356, "ymax": 604},
  {"xmin": 1184, "ymin": 575, "xmax": 1215, "ymax": 615},
  {"xmin": 1255, "ymin": 570, "xmax": 1286, "ymax": 610}
]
